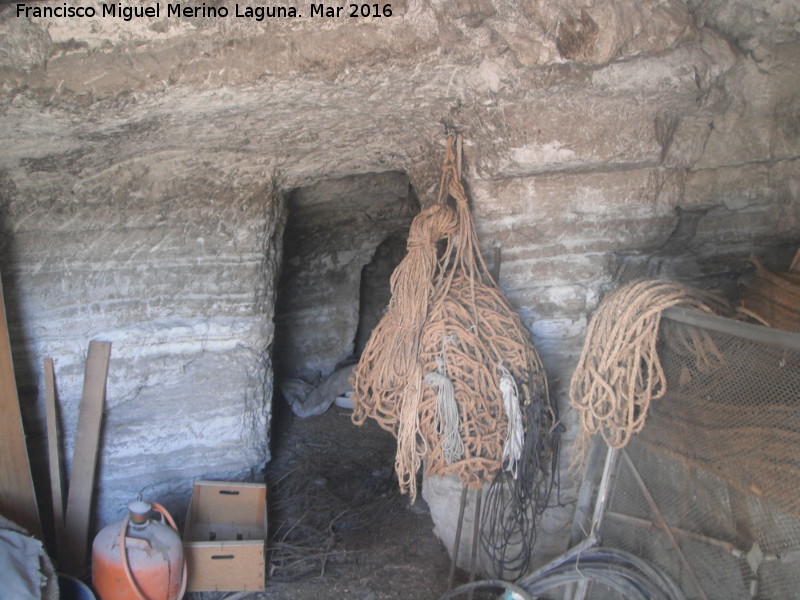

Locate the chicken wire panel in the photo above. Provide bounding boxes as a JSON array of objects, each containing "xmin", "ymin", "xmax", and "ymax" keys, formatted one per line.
[
  {"xmin": 732, "ymin": 488, "xmax": 800, "ymax": 556},
  {"xmin": 646, "ymin": 318, "xmax": 800, "ymax": 518},
  {"xmin": 596, "ymin": 317, "xmax": 800, "ymax": 600},
  {"xmin": 599, "ymin": 445, "xmax": 751, "ymax": 600},
  {"xmin": 607, "ymin": 443, "xmax": 739, "ymax": 540},
  {"xmin": 602, "ymin": 524, "xmax": 751, "ymax": 600}
]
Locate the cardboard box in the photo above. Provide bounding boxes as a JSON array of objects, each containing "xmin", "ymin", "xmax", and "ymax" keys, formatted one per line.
[{"xmin": 183, "ymin": 480, "xmax": 268, "ymax": 591}]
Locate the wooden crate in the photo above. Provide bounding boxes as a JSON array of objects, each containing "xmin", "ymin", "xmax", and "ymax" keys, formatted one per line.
[{"xmin": 183, "ymin": 480, "xmax": 268, "ymax": 591}]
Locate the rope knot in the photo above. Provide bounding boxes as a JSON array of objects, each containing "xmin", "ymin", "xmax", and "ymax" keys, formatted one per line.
[{"xmin": 406, "ymin": 204, "xmax": 458, "ymax": 251}]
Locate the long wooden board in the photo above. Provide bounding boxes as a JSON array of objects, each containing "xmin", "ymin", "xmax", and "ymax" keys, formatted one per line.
[
  {"xmin": 62, "ymin": 340, "xmax": 111, "ymax": 576},
  {"xmin": 44, "ymin": 357, "xmax": 65, "ymax": 558},
  {"xmin": 0, "ymin": 277, "xmax": 42, "ymax": 539}
]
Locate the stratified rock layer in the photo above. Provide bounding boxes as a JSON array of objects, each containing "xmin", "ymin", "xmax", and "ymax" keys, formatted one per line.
[{"xmin": 0, "ymin": 0, "xmax": 798, "ymax": 559}]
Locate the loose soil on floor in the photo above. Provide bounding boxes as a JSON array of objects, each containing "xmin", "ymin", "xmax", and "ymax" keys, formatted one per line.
[{"xmin": 190, "ymin": 399, "xmax": 463, "ymax": 600}]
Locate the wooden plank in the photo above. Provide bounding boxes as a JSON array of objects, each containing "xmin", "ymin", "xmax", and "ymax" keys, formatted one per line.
[
  {"xmin": 44, "ymin": 357, "xmax": 65, "ymax": 558},
  {"xmin": 62, "ymin": 340, "xmax": 111, "ymax": 576},
  {"xmin": 0, "ymin": 277, "xmax": 42, "ymax": 539}
]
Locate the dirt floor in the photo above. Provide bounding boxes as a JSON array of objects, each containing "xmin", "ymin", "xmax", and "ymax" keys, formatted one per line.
[{"xmin": 189, "ymin": 398, "xmax": 465, "ymax": 600}]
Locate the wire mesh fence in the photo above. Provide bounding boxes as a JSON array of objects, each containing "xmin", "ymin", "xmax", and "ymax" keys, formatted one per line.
[{"xmin": 593, "ymin": 314, "xmax": 800, "ymax": 600}]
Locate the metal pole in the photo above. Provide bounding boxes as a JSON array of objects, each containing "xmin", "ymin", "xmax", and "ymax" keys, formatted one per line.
[
  {"xmin": 663, "ymin": 307, "xmax": 800, "ymax": 353},
  {"xmin": 570, "ymin": 445, "xmax": 619, "ymax": 600},
  {"xmin": 621, "ymin": 449, "xmax": 710, "ymax": 600},
  {"xmin": 448, "ymin": 486, "xmax": 469, "ymax": 590}
]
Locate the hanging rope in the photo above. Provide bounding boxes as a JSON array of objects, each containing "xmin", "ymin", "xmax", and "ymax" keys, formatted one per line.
[
  {"xmin": 351, "ymin": 203, "xmax": 458, "ymax": 431},
  {"xmin": 568, "ymin": 279, "xmax": 731, "ymax": 471},
  {"xmin": 425, "ymin": 370, "xmax": 463, "ymax": 465},
  {"xmin": 499, "ymin": 363, "xmax": 524, "ymax": 479},
  {"xmin": 351, "ymin": 136, "xmax": 558, "ymax": 504},
  {"xmin": 351, "ymin": 203, "xmax": 459, "ymax": 497}
]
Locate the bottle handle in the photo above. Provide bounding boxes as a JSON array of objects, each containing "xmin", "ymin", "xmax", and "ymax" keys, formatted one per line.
[{"xmin": 119, "ymin": 501, "xmax": 188, "ymax": 600}]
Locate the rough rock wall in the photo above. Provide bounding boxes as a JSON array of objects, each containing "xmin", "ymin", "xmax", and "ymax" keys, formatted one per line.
[
  {"xmin": 0, "ymin": 150, "xmax": 285, "ymax": 527},
  {"xmin": 273, "ymin": 171, "xmax": 417, "ymax": 383},
  {"xmin": 354, "ymin": 235, "xmax": 408, "ymax": 354},
  {"xmin": 0, "ymin": 0, "xmax": 798, "ymax": 558}
]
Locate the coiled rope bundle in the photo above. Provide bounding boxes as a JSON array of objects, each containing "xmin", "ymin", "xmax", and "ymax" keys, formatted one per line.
[
  {"xmin": 568, "ymin": 279, "xmax": 730, "ymax": 470},
  {"xmin": 352, "ymin": 137, "xmax": 557, "ymax": 503}
]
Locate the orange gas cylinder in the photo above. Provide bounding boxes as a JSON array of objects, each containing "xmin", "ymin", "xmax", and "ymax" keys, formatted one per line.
[{"xmin": 92, "ymin": 499, "xmax": 186, "ymax": 600}]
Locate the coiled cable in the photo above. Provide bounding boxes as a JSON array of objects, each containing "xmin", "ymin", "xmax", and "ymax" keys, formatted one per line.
[
  {"xmin": 480, "ymin": 396, "xmax": 562, "ymax": 580},
  {"xmin": 437, "ymin": 546, "xmax": 685, "ymax": 600},
  {"xmin": 518, "ymin": 546, "xmax": 685, "ymax": 600},
  {"xmin": 436, "ymin": 579, "xmax": 533, "ymax": 600}
]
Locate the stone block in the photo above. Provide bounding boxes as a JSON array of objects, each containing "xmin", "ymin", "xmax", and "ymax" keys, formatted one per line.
[
  {"xmin": 685, "ymin": 160, "xmax": 800, "ymax": 245},
  {"xmin": 0, "ymin": 159, "xmax": 283, "ymax": 531},
  {"xmin": 470, "ymin": 95, "xmax": 664, "ymax": 178},
  {"xmin": 471, "ymin": 168, "xmax": 681, "ymax": 259}
]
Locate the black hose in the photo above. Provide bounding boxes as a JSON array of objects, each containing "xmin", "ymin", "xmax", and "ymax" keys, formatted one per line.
[
  {"xmin": 517, "ymin": 547, "xmax": 686, "ymax": 600},
  {"xmin": 479, "ymin": 393, "xmax": 562, "ymax": 580},
  {"xmin": 525, "ymin": 564, "xmax": 668, "ymax": 600},
  {"xmin": 436, "ymin": 579, "xmax": 533, "ymax": 600},
  {"xmin": 577, "ymin": 547, "xmax": 685, "ymax": 600},
  {"xmin": 437, "ymin": 546, "xmax": 686, "ymax": 600}
]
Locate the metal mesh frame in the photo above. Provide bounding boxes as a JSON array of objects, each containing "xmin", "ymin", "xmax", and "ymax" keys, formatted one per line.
[{"xmin": 591, "ymin": 313, "xmax": 800, "ymax": 600}]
